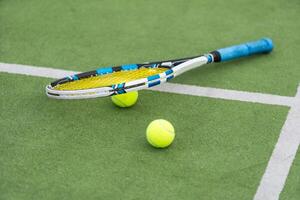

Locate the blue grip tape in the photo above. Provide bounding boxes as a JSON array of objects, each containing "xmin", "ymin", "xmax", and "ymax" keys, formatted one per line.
[{"xmin": 217, "ymin": 38, "xmax": 273, "ymax": 62}]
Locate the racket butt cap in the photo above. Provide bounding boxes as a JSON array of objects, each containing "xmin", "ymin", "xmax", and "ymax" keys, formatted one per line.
[{"xmin": 260, "ymin": 37, "xmax": 273, "ymax": 53}]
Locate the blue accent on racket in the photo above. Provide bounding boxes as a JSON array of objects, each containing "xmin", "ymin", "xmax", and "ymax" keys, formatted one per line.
[
  {"xmin": 166, "ymin": 75, "xmax": 174, "ymax": 81},
  {"xmin": 117, "ymin": 89, "xmax": 126, "ymax": 94},
  {"xmin": 165, "ymin": 69, "xmax": 173, "ymax": 75},
  {"xmin": 117, "ymin": 83, "xmax": 124, "ymax": 88},
  {"xmin": 206, "ymin": 54, "xmax": 213, "ymax": 63},
  {"xmin": 96, "ymin": 67, "xmax": 113, "ymax": 74},
  {"xmin": 71, "ymin": 75, "xmax": 79, "ymax": 80},
  {"xmin": 147, "ymin": 74, "xmax": 160, "ymax": 81},
  {"xmin": 121, "ymin": 64, "xmax": 138, "ymax": 70},
  {"xmin": 148, "ymin": 80, "xmax": 161, "ymax": 87}
]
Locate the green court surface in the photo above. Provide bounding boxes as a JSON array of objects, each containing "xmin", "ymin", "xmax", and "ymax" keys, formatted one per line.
[
  {"xmin": 1, "ymin": 0, "xmax": 300, "ymax": 199},
  {"xmin": 280, "ymin": 150, "xmax": 300, "ymax": 200},
  {"xmin": 0, "ymin": 73, "xmax": 289, "ymax": 199}
]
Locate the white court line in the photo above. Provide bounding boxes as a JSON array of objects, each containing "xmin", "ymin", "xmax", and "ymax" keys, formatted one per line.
[
  {"xmin": 0, "ymin": 62, "xmax": 299, "ymax": 199},
  {"xmin": 254, "ymin": 86, "xmax": 300, "ymax": 200},
  {"xmin": 0, "ymin": 62, "xmax": 295, "ymax": 107},
  {"xmin": 150, "ymin": 83, "xmax": 295, "ymax": 107},
  {"xmin": 0, "ymin": 62, "xmax": 80, "ymax": 79}
]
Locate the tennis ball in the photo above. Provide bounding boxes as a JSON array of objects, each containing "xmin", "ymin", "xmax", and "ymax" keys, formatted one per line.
[
  {"xmin": 146, "ymin": 119, "xmax": 175, "ymax": 148},
  {"xmin": 111, "ymin": 91, "xmax": 138, "ymax": 108}
]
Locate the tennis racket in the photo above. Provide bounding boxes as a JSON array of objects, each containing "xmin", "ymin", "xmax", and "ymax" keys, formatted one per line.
[{"xmin": 46, "ymin": 38, "xmax": 273, "ymax": 99}]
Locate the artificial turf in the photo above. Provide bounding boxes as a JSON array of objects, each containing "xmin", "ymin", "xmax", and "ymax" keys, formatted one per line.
[
  {"xmin": 280, "ymin": 149, "xmax": 300, "ymax": 200},
  {"xmin": 0, "ymin": 73, "xmax": 289, "ymax": 200},
  {"xmin": 0, "ymin": 0, "xmax": 299, "ymax": 96},
  {"xmin": 1, "ymin": 0, "xmax": 299, "ymax": 198}
]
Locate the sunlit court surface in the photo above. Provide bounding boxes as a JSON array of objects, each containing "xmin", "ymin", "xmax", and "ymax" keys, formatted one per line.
[{"xmin": 0, "ymin": 0, "xmax": 300, "ymax": 199}]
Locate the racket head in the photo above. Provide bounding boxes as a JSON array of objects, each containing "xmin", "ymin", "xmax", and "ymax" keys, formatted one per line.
[
  {"xmin": 45, "ymin": 57, "xmax": 193, "ymax": 99},
  {"xmin": 46, "ymin": 55, "xmax": 210, "ymax": 99},
  {"xmin": 46, "ymin": 67, "xmax": 172, "ymax": 99}
]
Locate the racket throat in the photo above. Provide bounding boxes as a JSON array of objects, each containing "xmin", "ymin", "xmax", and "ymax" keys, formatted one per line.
[{"xmin": 173, "ymin": 56, "xmax": 208, "ymax": 76}]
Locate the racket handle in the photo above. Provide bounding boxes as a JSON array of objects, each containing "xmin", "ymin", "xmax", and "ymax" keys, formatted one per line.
[{"xmin": 213, "ymin": 38, "xmax": 273, "ymax": 62}]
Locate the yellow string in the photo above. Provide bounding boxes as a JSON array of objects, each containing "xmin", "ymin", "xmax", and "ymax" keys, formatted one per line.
[{"xmin": 54, "ymin": 67, "xmax": 168, "ymax": 90}]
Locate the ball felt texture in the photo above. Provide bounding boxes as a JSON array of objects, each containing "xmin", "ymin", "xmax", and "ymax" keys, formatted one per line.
[
  {"xmin": 111, "ymin": 91, "xmax": 138, "ymax": 108},
  {"xmin": 146, "ymin": 119, "xmax": 175, "ymax": 148}
]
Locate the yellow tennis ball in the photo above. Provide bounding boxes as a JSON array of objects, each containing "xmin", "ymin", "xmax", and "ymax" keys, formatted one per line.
[
  {"xmin": 111, "ymin": 91, "xmax": 138, "ymax": 108},
  {"xmin": 146, "ymin": 119, "xmax": 175, "ymax": 148}
]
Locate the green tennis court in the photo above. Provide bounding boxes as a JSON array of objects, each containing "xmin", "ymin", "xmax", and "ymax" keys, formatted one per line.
[{"xmin": 1, "ymin": 0, "xmax": 299, "ymax": 199}]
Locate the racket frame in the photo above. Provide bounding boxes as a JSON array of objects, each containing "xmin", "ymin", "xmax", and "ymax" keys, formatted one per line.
[{"xmin": 46, "ymin": 55, "xmax": 211, "ymax": 99}]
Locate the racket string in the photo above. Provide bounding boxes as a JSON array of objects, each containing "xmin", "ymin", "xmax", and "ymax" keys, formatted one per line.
[{"xmin": 54, "ymin": 67, "xmax": 168, "ymax": 90}]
